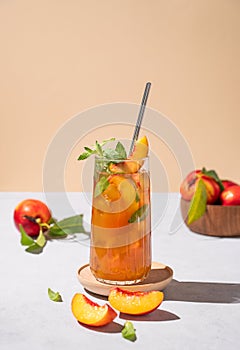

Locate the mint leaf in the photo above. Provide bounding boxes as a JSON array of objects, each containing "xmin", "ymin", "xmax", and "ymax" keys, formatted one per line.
[
  {"xmin": 19, "ymin": 224, "xmax": 45, "ymax": 254},
  {"xmin": 95, "ymin": 141, "xmax": 103, "ymax": 156},
  {"xmin": 103, "ymin": 148, "xmax": 121, "ymax": 159},
  {"xmin": 103, "ymin": 142, "xmax": 127, "ymax": 161},
  {"xmin": 78, "ymin": 152, "xmax": 92, "ymax": 160},
  {"xmin": 78, "ymin": 146, "xmax": 95, "ymax": 160},
  {"xmin": 135, "ymin": 191, "xmax": 140, "ymax": 203},
  {"xmin": 201, "ymin": 167, "xmax": 224, "ymax": 191},
  {"xmin": 49, "ymin": 215, "xmax": 86, "ymax": 237},
  {"xmin": 77, "ymin": 138, "xmax": 115, "ymax": 161},
  {"xmin": 25, "ymin": 242, "xmax": 44, "ymax": 254},
  {"xmin": 48, "ymin": 288, "xmax": 63, "ymax": 302},
  {"xmin": 188, "ymin": 178, "xmax": 207, "ymax": 225},
  {"xmin": 84, "ymin": 146, "xmax": 94, "ymax": 153},
  {"xmin": 128, "ymin": 204, "xmax": 149, "ymax": 223},
  {"xmin": 94, "ymin": 176, "xmax": 109, "ymax": 197},
  {"xmin": 101, "ymin": 138, "xmax": 115, "ymax": 146},
  {"xmin": 36, "ymin": 230, "xmax": 46, "ymax": 247},
  {"xmin": 19, "ymin": 224, "xmax": 35, "ymax": 246},
  {"xmin": 115, "ymin": 141, "xmax": 127, "ymax": 159},
  {"xmin": 122, "ymin": 321, "xmax": 137, "ymax": 342}
]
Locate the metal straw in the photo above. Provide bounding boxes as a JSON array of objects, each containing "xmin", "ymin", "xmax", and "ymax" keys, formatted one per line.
[{"xmin": 129, "ymin": 82, "xmax": 151, "ymax": 156}]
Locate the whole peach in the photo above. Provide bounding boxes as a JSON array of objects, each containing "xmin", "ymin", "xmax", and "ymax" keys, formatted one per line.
[
  {"xmin": 180, "ymin": 170, "xmax": 220, "ymax": 204},
  {"xmin": 220, "ymin": 185, "xmax": 240, "ymax": 206},
  {"xmin": 14, "ymin": 199, "xmax": 51, "ymax": 236}
]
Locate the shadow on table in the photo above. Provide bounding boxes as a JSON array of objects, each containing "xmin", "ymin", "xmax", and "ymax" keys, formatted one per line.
[
  {"xmin": 119, "ymin": 308, "xmax": 180, "ymax": 322},
  {"xmin": 164, "ymin": 279, "xmax": 240, "ymax": 303},
  {"xmin": 77, "ymin": 308, "xmax": 179, "ymax": 335},
  {"xmin": 79, "ymin": 321, "xmax": 123, "ymax": 333}
]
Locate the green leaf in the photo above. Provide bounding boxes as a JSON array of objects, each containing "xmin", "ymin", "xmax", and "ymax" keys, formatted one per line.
[
  {"xmin": 19, "ymin": 224, "xmax": 35, "ymax": 246},
  {"xmin": 77, "ymin": 138, "xmax": 115, "ymax": 161},
  {"xmin": 115, "ymin": 141, "xmax": 127, "ymax": 159},
  {"xmin": 48, "ymin": 216, "xmax": 57, "ymax": 225},
  {"xmin": 128, "ymin": 204, "xmax": 149, "ymax": 223},
  {"xmin": 78, "ymin": 152, "xmax": 92, "ymax": 160},
  {"xmin": 101, "ymin": 137, "xmax": 115, "ymax": 146},
  {"xmin": 78, "ymin": 146, "xmax": 95, "ymax": 160},
  {"xmin": 19, "ymin": 224, "xmax": 45, "ymax": 254},
  {"xmin": 48, "ymin": 288, "xmax": 63, "ymax": 302},
  {"xmin": 102, "ymin": 142, "xmax": 127, "ymax": 161},
  {"xmin": 95, "ymin": 141, "xmax": 103, "ymax": 157},
  {"xmin": 25, "ymin": 242, "xmax": 44, "ymax": 254},
  {"xmin": 103, "ymin": 148, "xmax": 121, "ymax": 160},
  {"xmin": 201, "ymin": 167, "xmax": 224, "ymax": 191},
  {"xmin": 84, "ymin": 146, "xmax": 94, "ymax": 153},
  {"xmin": 135, "ymin": 191, "xmax": 140, "ymax": 203},
  {"xmin": 187, "ymin": 178, "xmax": 207, "ymax": 225},
  {"xmin": 36, "ymin": 230, "xmax": 46, "ymax": 247},
  {"xmin": 49, "ymin": 215, "xmax": 86, "ymax": 237},
  {"xmin": 122, "ymin": 321, "xmax": 137, "ymax": 342},
  {"xmin": 94, "ymin": 176, "xmax": 109, "ymax": 197}
]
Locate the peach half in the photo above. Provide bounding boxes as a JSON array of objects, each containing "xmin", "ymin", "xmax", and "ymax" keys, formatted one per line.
[
  {"xmin": 109, "ymin": 136, "xmax": 149, "ymax": 174},
  {"xmin": 71, "ymin": 293, "xmax": 117, "ymax": 327},
  {"xmin": 108, "ymin": 287, "xmax": 164, "ymax": 315}
]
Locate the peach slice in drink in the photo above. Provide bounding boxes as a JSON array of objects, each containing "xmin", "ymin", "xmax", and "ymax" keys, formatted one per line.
[
  {"xmin": 129, "ymin": 135, "xmax": 148, "ymax": 159},
  {"xmin": 109, "ymin": 136, "xmax": 149, "ymax": 174},
  {"xmin": 131, "ymin": 172, "xmax": 150, "ymax": 206},
  {"xmin": 93, "ymin": 175, "xmax": 138, "ymax": 216}
]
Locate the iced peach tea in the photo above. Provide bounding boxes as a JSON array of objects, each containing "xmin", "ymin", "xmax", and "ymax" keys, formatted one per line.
[{"xmin": 90, "ymin": 157, "xmax": 151, "ymax": 285}]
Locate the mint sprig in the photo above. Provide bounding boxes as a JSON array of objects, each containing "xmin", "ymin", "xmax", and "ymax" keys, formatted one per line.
[
  {"xmin": 122, "ymin": 321, "xmax": 137, "ymax": 342},
  {"xmin": 187, "ymin": 178, "xmax": 207, "ymax": 225},
  {"xmin": 78, "ymin": 138, "xmax": 128, "ymax": 163},
  {"xmin": 77, "ymin": 138, "xmax": 115, "ymax": 160}
]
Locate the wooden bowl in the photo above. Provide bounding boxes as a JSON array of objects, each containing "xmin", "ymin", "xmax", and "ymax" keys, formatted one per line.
[{"xmin": 180, "ymin": 198, "xmax": 240, "ymax": 237}]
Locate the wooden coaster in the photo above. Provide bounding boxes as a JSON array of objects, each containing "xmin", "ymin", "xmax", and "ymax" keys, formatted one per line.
[{"xmin": 77, "ymin": 262, "xmax": 173, "ymax": 296}]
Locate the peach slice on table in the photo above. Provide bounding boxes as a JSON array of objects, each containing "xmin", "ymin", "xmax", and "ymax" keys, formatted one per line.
[
  {"xmin": 109, "ymin": 136, "xmax": 149, "ymax": 174},
  {"xmin": 108, "ymin": 287, "xmax": 164, "ymax": 315},
  {"xmin": 71, "ymin": 293, "xmax": 117, "ymax": 327}
]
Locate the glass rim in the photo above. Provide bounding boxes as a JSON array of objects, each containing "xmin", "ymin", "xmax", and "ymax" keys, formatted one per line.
[{"xmin": 94, "ymin": 155, "xmax": 149, "ymax": 162}]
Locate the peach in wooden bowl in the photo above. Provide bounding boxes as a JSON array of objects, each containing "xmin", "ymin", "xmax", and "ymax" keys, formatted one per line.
[
  {"xmin": 181, "ymin": 198, "xmax": 240, "ymax": 237},
  {"xmin": 180, "ymin": 168, "xmax": 240, "ymax": 237}
]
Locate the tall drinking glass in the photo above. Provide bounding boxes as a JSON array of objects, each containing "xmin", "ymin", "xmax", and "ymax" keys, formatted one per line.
[{"xmin": 90, "ymin": 156, "xmax": 151, "ymax": 285}]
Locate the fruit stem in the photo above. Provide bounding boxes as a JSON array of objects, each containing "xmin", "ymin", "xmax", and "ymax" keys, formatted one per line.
[
  {"xmin": 40, "ymin": 222, "xmax": 51, "ymax": 230},
  {"xmin": 24, "ymin": 215, "xmax": 38, "ymax": 223}
]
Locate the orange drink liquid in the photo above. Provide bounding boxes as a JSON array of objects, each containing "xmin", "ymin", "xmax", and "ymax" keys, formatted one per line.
[{"xmin": 90, "ymin": 157, "xmax": 151, "ymax": 285}]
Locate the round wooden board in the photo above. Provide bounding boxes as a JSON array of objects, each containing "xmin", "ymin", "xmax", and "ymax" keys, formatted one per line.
[{"xmin": 77, "ymin": 262, "xmax": 173, "ymax": 296}]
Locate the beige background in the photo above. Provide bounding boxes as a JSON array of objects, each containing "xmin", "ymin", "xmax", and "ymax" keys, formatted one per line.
[{"xmin": 1, "ymin": 0, "xmax": 240, "ymax": 192}]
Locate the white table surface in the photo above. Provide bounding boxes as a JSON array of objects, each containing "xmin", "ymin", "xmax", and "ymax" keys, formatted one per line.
[{"xmin": 1, "ymin": 192, "xmax": 240, "ymax": 350}]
